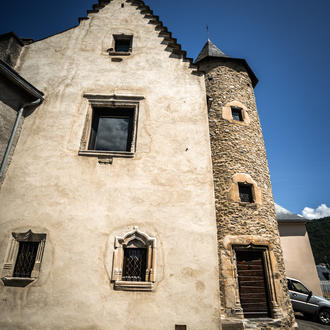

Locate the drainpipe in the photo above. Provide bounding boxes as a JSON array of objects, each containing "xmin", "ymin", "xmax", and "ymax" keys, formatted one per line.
[{"xmin": 0, "ymin": 98, "xmax": 42, "ymax": 179}]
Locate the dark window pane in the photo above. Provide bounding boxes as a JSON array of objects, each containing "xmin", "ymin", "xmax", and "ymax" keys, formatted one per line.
[
  {"xmin": 89, "ymin": 108, "xmax": 134, "ymax": 152},
  {"xmin": 123, "ymin": 248, "xmax": 147, "ymax": 281},
  {"xmin": 13, "ymin": 242, "xmax": 39, "ymax": 278},
  {"xmin": 238, "ymin": 183, "xmax": 254, "ymax": 203},
  {"xmin": 95, "ymin": 117, "xmax": 130, "ymax": 151},
  {"xmin": 115, "ymin": 38, "xmax": 131, "ymax": 52},
  {"xmin": 231, "ymin": 107, "xmax": 243, "ymax": 121}
]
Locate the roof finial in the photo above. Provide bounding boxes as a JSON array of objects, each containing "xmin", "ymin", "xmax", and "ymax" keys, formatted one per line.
[{"xmin": 206, "ymin": 24, "xmax": 210, "ymax": 41}]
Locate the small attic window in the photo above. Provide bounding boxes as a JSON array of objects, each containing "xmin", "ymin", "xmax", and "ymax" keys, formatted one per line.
[{"xmin": 114, "ymin": 35, "xmax": 132, "ymax": 53}]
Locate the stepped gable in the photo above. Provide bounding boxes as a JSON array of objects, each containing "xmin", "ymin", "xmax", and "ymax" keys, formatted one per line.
[
  {"xmin": 78, "ymin": 0, "xmax": 196, "ymax": 68},
  {"xmin": 195, "ymin": 38, "xmax": 258, "ymax": 87}
]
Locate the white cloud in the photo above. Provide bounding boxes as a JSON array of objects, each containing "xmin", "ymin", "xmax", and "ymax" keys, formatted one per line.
[{"xmin": 302, "ymin": 203, "xmax": 330, "ymax": 220}]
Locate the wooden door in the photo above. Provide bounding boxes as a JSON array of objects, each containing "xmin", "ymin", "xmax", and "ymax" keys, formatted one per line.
[{"xmin": 236, "ymin": 250, "xmax": 271, "ymax": 318}]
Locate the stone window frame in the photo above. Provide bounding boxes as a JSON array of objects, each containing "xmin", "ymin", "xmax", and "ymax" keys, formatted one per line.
[
  {"xmin": 1, "ymin": 230, "xmax": 46, "ymax": 287},
  {"xmin": 78, "ymin": 94, "xmax": 144, "ymax": 159},
  {"xmin": 107, "ymin": 34, "xmax": 133, "ymax": 56},
  {"xmin": 111, "ymin": 227, "xmax": 156, "ymax": 291},
  {"xmin": 222, "ymin": 101, "xmax": 250, "ymax": 126},
  {"xmin": 221, "ymin": 235, "xmax": 283, "ymax": 320},
  {"xmin": 228, "ymin": 173, "xmax": 262, "ymax": 205}
]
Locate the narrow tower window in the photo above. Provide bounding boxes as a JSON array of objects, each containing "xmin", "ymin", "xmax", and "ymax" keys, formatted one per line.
[
  {"xmin": 231, "ymin": 106, "xmax": 243, "ymax": 121},
  {"xmin": 238, "ymin": 183, "xmax": 254, "ymax": 203}
]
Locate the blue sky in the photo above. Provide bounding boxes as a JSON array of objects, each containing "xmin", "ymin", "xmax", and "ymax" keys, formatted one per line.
[{"xmin": 1, "ymin": 0, "xmax": 329, "ymax": 217}]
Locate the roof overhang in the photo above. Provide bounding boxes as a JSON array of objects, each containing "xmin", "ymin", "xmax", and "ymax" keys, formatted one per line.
[
  {"xmin": 277, "ymin": 219, "xmax": 308, "ymax": 224},
  {"xmin": 0, "ymin": 60, "xmax": 44, "ymax": 100}
]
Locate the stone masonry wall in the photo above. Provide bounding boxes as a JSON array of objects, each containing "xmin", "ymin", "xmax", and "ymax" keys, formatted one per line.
[{"xmin": 200, "ymin": 59, "xmax": 296, "ymax": 328}]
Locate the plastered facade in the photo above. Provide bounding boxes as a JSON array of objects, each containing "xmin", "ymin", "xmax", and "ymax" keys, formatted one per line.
[
  {"xmin": 279, "ymin": 222, "xmax": 322, "ymax": 296},
  {"xmin": 0, "ymin": 1, "xmax": 221, "ymax": 329},
  {"xmin": 0, "ymin": 1, "xmax": 299, "ymax": 329}
]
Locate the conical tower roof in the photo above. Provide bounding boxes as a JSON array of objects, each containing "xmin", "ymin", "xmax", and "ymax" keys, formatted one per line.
[
  {"xmin": 195, "ymin": 39, "xmax": 228, "ymax": 63},
  {"xmin": 195, "ymin": 39, "xmax": 258, "ymax": 87}
]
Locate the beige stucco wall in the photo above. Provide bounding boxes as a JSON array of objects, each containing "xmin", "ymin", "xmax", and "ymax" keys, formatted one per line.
[
  {"xmin": 279, "ymin": 222, "xmax": 322, "ymax": 296},
  {"xmin": 0, "ymin": 1, "xmax": 221, "ymax": 329}
]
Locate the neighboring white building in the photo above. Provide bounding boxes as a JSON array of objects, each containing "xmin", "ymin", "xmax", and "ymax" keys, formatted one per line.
[{"xmin": 276, "ymin": 203, "xmax": 322, "ymax": 296}]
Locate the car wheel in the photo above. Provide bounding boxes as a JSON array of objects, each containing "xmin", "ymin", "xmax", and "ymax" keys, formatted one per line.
[{"xmin": 318, "ymin": 308, "xmax": 330, "ymax": 325}]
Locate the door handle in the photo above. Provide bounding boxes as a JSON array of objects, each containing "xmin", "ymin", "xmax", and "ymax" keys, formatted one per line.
[{"xmin": 292, "ymin": 293, "xmax": 297, "ymax": 297}]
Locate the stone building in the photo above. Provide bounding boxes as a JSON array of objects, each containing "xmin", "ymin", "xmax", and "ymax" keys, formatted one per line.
[{"xmin": 0, "ymin": 0, "xmax": 296, "ymax": 329}]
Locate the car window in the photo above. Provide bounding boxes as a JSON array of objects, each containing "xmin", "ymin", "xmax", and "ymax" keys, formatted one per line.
[{"xmin": 290, "ymin": 280, "xmax": 309, "ymax": 295}]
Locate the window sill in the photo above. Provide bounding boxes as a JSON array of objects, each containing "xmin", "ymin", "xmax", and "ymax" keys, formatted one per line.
[
  {"xmin": 228, "ymin": 119, "xmax": 249, "ymax": 126},
  {"xmin": 238, "ymin": 202, "xmax": 258, "ymax": 209},
  {"xmin": 1, "ymin": 276, "xmax": 35, "ymax": 287},
  {"xmin": 78, "ymin": 150, "xmax": 135, "ymax": 158},
  {"xmin": 114, "ymin": 281, "xmax": 154, "ymax": 292},
  {"xmin": 108, "ymin": 51, "xmax": 131, "ymax": 56}
]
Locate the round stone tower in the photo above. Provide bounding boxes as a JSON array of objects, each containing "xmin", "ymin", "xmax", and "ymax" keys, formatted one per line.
[{"xmin": 196, "ymin": 40, "xmax": 296, "ymax": 329}]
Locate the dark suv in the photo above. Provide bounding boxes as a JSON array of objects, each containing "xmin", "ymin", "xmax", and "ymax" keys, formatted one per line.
[{"xmin": 287, "ymin": 277, "xmax": 330, "ymax": 325}]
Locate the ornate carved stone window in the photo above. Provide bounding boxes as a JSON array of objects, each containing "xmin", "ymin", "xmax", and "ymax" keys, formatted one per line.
[
  {"xmin": 79, "ymin": 94, "xmax": 144, "ymax": 160},
  {"xmin": 112, "ymin": 227, "xmax": 156, "ymax": 291},
  {"xmin": 1, "ymin": 230, "xmax": 46, "ymax": 287}
]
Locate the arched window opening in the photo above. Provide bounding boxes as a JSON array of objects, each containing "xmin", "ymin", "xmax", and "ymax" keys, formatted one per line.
[{"xmin": 112, "ymin": 227, "xmax": 156, "ymax": 291}]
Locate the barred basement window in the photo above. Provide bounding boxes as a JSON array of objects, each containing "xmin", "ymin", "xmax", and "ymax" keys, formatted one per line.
[
  {"xmin": 231, "ymin": 106, "xmax": 243, "ymax": 122},
  {"xmin": 1, "ymin": 230, "xmax": 46, "ymax": 287},
  {"xmin": 112, "ymin": 227, "xmax": 156, "ymax": 291},
  {"xmin": 238, "ymin": 183, "xmax": 254, "ymax": 203}
]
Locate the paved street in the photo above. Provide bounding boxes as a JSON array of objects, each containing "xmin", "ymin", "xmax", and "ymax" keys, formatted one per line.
[{"xmin": 296, "ymin": 313, "xmax": 330, "ymax": 329}]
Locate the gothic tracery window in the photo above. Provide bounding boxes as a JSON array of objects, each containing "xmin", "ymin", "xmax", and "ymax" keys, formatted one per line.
[{"xmin": 112, "ymin": 227, "xmax": 156, "ymax": 291}]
